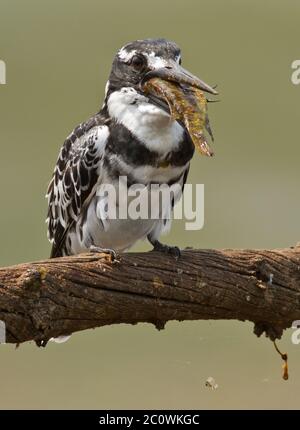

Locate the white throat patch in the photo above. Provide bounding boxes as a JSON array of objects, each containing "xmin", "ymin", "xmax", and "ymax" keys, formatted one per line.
[{"xmin": 107, "ymin": 87, "xmax": 184, "ymax": 154}]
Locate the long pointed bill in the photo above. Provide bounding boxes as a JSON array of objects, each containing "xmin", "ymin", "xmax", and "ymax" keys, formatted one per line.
[{"xmin": 141, "ymin": 61, "xmax": 218, "ymax": 95}]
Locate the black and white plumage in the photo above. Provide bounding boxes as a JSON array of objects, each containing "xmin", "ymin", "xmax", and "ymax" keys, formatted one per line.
[{"xmin": 46, "ymin": 38, "xmax": 216, "ymax": 258}]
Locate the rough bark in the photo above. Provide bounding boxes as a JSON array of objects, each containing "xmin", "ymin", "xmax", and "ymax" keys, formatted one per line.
[{"xmin": 0, "ymin": 247, "xmax": 299, "ymax": 345}]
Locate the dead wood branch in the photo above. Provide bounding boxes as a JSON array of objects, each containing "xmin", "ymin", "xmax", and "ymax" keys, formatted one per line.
[{"xmin": 0, "ymin": 247, "xmax": 300, "ymax": 345}]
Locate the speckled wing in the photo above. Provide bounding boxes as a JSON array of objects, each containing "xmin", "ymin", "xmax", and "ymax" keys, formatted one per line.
[{"xmin": 46, "ymin": 114, "xmax": 109, "ymax": 257}]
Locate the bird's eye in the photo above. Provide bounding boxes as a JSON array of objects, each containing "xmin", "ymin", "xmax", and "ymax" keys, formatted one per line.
[
  {"xmin": 178, "ymin": 57, "xmax": 182, "ymax": 65},
  {"xmin": 130, "ymin": 55, "xmax": 145, "ymax": 70}
]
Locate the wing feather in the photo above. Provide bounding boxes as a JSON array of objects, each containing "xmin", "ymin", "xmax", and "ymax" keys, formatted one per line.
[{"xmin": 46, "ymin": 114, "xmax": 109, "ymax": 257}]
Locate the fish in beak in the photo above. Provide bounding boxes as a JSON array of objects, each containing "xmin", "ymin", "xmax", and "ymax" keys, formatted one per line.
[{"xmin": 141, "ymin": 61, "xmax": 217, "ymax": 157}]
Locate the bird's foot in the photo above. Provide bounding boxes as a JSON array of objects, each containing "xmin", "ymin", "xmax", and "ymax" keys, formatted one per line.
[
  {"xmin": 151, "ymin": 240, "xmax": 181, "ymax": 260},
  {"xmin": 89, "ymin": 245, "xmax": 117, "ymax": 262}
]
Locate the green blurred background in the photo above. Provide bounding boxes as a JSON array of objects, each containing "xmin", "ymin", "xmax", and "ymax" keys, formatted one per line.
[{"xmin": 0, "ymin": 0, "xmax": 300, "ymax": 409}]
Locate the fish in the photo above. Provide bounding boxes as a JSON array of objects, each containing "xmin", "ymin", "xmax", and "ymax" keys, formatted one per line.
[{"xmin": 143, "ymin": 77, "xmax": 214, "ymax": 157}]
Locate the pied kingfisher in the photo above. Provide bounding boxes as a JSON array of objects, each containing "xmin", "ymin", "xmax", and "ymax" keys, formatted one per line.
[{"xmin": 46, "ymin": 38, "xmax": 216, "ymax": 259}]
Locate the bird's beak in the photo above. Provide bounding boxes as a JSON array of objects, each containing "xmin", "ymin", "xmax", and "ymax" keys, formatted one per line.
[{"xmin": 141, "ymin": 60, "xmax": 217, "ymax": 95}]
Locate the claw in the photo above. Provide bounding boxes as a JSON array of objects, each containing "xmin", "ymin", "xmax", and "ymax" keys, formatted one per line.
[
  {"xmin": 89, "ymin": 245, "xmax": 117, "ymax": 262},
  {"xmin": 151, "ymin": 240, "xmax": 181, "ymax": 260}
]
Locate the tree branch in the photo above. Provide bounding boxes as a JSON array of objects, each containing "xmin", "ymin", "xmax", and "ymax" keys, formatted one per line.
[{"xmin": 0, "ymin": 247, "xmax": 300, "ymax": 345}]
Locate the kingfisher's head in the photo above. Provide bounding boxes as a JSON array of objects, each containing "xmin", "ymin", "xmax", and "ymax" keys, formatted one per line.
[{"xmin": 105, "ymin": 38, "xmax": 217, "ymax": 113}]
